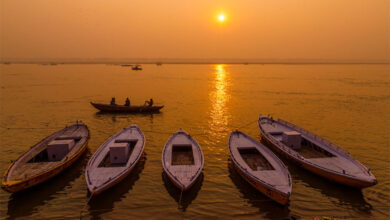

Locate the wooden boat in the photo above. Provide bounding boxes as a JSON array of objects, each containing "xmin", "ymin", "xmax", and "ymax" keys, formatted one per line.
[
  {"xmin": 85, "ymin": 124, "xmax": 145, "ymax": 195},
  {"xmin": 90, "ymin": 102, "xmax": 164, "ymax": 113},
  {"xmin": 229, "ymin": 131, "xmax": 292, "ymax": 205},
  {"xmin": 258, "ymin": 115, "xmax": 377, "ymax": 188},
  {"xmin": 2, "ymin": 122, "xmax": 89, "ymax": 193},
  {"xmin": 162, "ymin": 129, "xmax": 204, "ymax": 191},
  {"xmin": 132, "ymin": 65, "xmax": 142, "ymax": 70}
]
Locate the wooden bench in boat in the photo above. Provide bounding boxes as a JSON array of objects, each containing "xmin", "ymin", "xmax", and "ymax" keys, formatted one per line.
[
  {"xmin": 98, "ymin": 140, "xmax": 138, "ymax": 167},
  {"xmin": 238, "ymin": 148, "xmax": 274, "ymax": 171},
  {"xmin": 171, "ymin": 145, "xmax": 195, "ymax": 166}
]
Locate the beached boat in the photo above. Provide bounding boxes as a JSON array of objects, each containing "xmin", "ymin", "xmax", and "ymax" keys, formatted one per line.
[
  {"xmin": 162, "ymin": 129, "xmax": 204, "ymax": 191},
  {"xmin": 85, "ymin": 124, "xmax": 145, "ymax": 195},
  {"xmin": 90, "ymin": 102, "xmax": 164, "ymax": 113},
  {"xmin": 2, "ymin": 122, "xmax": 89, "ymax": 193},
  {"xmin": 258, "ymin": 115, "xmax": 377, "ymax": 188},
  {"xmin": 229, "ymin": 131, "xmax": 292, "ymax": 205}
]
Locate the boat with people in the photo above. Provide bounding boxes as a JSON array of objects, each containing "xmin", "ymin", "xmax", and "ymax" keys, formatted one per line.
[
  {"xmin": 85, "ymin": 124, "xmax": 145, "ymax": 195},
  {"xmin": 2, "ymin": 122, "xmax": 90, "ymax": 193},
  {"xmin": 162, "ymin": 129, "xmax": 204, "ymax": 191},
  {"xmin": 90, "ymin": 97, "xmax": 163, "ymax": 113},
  {"xmin": 132, "ymin": 65, "xmax": 142, "ymax": 70},
  {"xmin": 258, "ymin": 115, "xmax": 377, "ymax": 188},
  {"xmin": 229, "ymin": 131, "xmax": 292, "ymax": 205}
]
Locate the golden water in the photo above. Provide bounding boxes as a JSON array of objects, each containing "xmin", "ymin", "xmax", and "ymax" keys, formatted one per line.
[{"xmin": 0, "ymin": 64, "xmax": 389, "ymax": 219}]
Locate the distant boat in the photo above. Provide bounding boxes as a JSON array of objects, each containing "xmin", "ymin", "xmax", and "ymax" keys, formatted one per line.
[
  {"xmin": 85, "ymin": 124, "xmax": 145, "ymax": 195},
  {"xmin": 258, "ymin": 115, "xmax": 377, "ymax": 188},
  {"xmin": 90, "ymin": 102, "xmax": 164, "ymax": 113},
  {"xmin": 121, "ymin": 64, "xmax": 133, "ymax": 67},
  {"xmin": 162, "ymin": 129, "xmax": 204, "ymax": 191},
  {"xmin": 229, "ymin": 131, "xmax": 292, "ymax": 205},
  {"xmin": 132, "ymin": 65, "xmax": 142, "ymax": 70},
  {"xmin": 2, "ymin": 122, "xmax": 89, "ymax": 193}
]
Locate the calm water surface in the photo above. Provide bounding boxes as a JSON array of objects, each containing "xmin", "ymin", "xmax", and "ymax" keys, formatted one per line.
[{"xmin": 0, "ymin": 64, "xmax": 389, "ymax": 219}]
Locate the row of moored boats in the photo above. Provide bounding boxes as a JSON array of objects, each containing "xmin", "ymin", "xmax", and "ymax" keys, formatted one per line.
[{"xmin": 2, "ymin": 115, "xmax": 377, "ymax": 205}]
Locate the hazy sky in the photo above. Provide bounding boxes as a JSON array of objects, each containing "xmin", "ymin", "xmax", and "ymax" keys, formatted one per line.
[{"xmin": 1, "ymin": 0, "xmax": 389, "ymax": 61}]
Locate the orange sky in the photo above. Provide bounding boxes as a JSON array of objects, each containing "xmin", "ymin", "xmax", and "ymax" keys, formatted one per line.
[{"xmin": 1, "ymin": 0, "xmax": 389, "ymax": 61}]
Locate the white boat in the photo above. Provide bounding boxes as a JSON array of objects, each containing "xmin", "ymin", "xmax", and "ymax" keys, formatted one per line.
[
  {"xmin": 258, "ymin": 115, "xmax": 377, "ymax": 188},
  {"xmin": 2, "ymin": 122, "xmax": 89, "ymax": 193},
  {"xmin": 162, "ymin": 129, "xmax": 204, "ymax": 191},
  {"xmin": 85, "ymin": 124, "xmax": 145, "ymax": 195},
  {"xmin": 229, "ymin": 131, "xmax": 292, "ymax": 205}
]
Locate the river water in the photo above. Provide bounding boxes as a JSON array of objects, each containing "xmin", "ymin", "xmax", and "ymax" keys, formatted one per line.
[{"xmin": 0, "ymin": 64, "xmax": 389, "ymax": 219}]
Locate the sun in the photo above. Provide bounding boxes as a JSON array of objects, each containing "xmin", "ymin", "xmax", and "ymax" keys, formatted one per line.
[{"xmin": 217, "ymin": 13, "xmax": 226, "ymax": 23}]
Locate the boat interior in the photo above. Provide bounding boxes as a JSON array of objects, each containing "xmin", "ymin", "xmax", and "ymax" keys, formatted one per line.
[
  {"xmin": 171, "ymin": 145, "xmax": 194, "ymax": 165},
  {"xmin": 270, "ymin": 132, "xmax": 335, "ymax": 159},
  {"xmin": 238, "ymin": 147, "xmax": 274, "ymax": 171},
  {"xmin": 27, "ymin": 136, "xmax": 82, "ymax": 163},
  {"xmin": 98, "ymin": 140, "xmax": 137, "ymax": 167}
]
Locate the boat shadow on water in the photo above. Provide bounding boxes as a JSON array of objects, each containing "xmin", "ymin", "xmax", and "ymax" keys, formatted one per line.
[
  {"xmin": 284, "ymin": 159, "xmax": 373, "ymax": 216},
  {"xmin": 162, "ymin": 171, "xmax": 204, "ymax": 211},
  {"xmin": 86, "ymin": 154, "xmax": 146, "ymax": 219},
  {"xmin": 6, "ymin": 150, "xmax": 90, "ymax": 220},
  {"xmin": 227, "ymin": 160, "xmax": 292, "ymax": 219},
  {"xmin": 94, "ymin": 111, "xmax": 162, "ymax": 123}
]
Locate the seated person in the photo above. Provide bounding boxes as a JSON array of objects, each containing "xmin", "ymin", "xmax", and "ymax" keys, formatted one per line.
[
  {"xmin": 125, "ymin": 97, "xmax": 130, "ymax": 106},
  {"xmin": 110, "ymin": 97, "xmax": 116, "ymax": 105}
]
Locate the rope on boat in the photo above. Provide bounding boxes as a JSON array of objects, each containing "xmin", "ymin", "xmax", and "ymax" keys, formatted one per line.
[
  {"xmin": 80, "ymin": 194, "xmax": 94, "ymax": 219},
  {"xmin": 178, "ymin": 189, "xmax": 184, "ymax": 209},
  {"xmin": 143, "ymin": 130, "xmax": 175, "ymax": 135},
  {"xmin": 0, "ymin": 125, "xmax": 65, "ymax": 130},
  {"xmin": 235, "ymin": 119, "xmax": 258, "ymax": 130},
  {"xmin": 143, "ymin": 129, "xmax": 208, "ymax": 137}
]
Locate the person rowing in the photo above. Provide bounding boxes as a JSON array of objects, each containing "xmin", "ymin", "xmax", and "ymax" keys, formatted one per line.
[{"xmin": 144, "ymin": 98, "xmax": 154, "ymax": 107}]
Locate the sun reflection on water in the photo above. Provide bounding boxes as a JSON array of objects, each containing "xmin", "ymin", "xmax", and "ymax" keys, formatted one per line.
[{"xmin": 208, "ymin": 64, "xmax": 231, "ymax": 141}]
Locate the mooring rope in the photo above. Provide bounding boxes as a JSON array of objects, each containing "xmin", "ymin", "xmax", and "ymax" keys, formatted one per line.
[
  {"xmin": 235, "ymin": 119, "xmax": 258, "ymax": 130},
  {"xmin": 0, "ymin": 125, "xmax": 65, "ymax": 130},
  {"xmin": 80, "ymin": 194, "xmax": 94, "ymax": 219},
  {"xmin": 178, "ymin": 188, "xmax": 184, "ymax": 209},
  {"xmin": 142, "ymin": 119, "xmax": 258, "ymax": 137}
]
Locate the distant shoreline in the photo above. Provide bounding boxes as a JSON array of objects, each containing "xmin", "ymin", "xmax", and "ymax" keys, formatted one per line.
[{"xmin": 1, "ymin": 60, "xmax": 389, "ymax": 65}]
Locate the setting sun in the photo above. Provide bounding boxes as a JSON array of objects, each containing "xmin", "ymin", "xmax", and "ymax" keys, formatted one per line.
[{"xmin": 217, "ymin": 13, "xmax": 226, "ymax": 23}]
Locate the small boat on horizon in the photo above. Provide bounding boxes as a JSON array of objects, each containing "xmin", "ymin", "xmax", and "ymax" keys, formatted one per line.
[
  {"xmin": 162, "ymin": 129, "xmax": 204, "ymax": 191},
  {"xmin": 258, "ymin": 115, "xmax": 377, "ymax": 188},
  {"xmin": 90, "ymin": 102, "xmax": 164, "ymax": 113},
  {"xmin": 229, "ymin": 131, "xmax": 292, "ymax": 205},
  {"xmin": 2, "ymin": 122, "xmax": 90, "ymax": 193},
  {"xmin": 132, "ymin": 65, "xmax": 142, "ymax": 70},
  {"xmin": 85, "ymin": 124, "xmax": 145, "ymax": 195}
]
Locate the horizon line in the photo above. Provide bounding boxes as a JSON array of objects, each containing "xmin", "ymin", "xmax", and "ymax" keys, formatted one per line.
[{"xmin": 1, "ymin": 58, "xmax": 389, "ymax": 65}]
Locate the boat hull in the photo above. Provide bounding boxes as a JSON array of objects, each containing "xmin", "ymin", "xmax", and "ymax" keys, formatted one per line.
[
  {"xmin": 261, "ymin": 134, "xmax": 376, "ymax": 188},
  {"xmin": 162, "ymin": 130, "xmax": 204, "ymax": 192},
  {"xmin": 165, "ymin": 171, "xmax": 199, "ymax": 191},
  {"xmin": 91, "ymin": 102, "xmax": 163, "ymax": 113},
  {"xmin": 89, "ymin": 153, "xmax": 143, "ymax": 195},
  {"xmin": 2, "ymin": 141, "xmax": 89, "ymax": 193},
  {"xmin": 232, "ymin": 158, "xmax": 289, "ymax": 205},
  {"xmin": 86, "ymin": 125, "xmax": 145, "ymax": 195}
]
